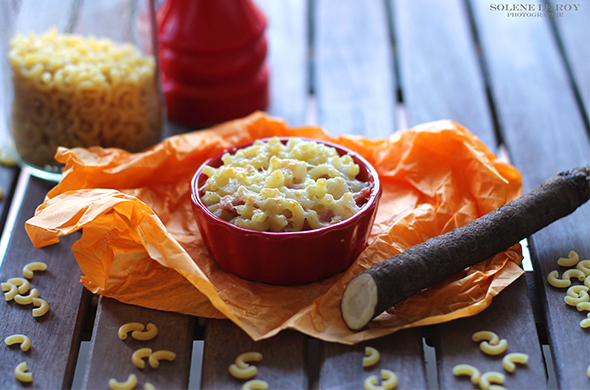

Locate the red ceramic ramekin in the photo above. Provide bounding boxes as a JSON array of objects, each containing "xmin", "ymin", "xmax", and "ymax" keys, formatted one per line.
[{"xmin": 190, "ymin": 138, "xmax": 382, "ymax": 285}]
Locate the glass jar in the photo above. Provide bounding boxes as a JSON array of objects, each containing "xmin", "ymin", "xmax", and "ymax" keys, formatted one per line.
[{"xmin": 1, "ymin": 0, "xmax": 163, "ymax": 180}]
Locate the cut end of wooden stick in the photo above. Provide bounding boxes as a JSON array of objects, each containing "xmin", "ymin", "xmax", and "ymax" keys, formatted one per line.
[{"xmin": 341, "ymin": 273, "xmax": 378, "ymax": 330}]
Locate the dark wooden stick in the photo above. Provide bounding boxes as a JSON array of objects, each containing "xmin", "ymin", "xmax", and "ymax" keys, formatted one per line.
[{"xmin": 341, "ymin": 165, "xmax": 590, "ymax": 330}]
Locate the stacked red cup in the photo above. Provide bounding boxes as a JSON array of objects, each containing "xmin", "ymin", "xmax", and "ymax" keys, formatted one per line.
[{"xmin": 158, "ymin": 0, "xmax": 269, "ymax": 128}]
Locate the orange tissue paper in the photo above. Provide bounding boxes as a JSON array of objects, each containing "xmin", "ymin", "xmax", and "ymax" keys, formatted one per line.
[{"xmin": 25, "ymin": 112, "xmax": 523, "ymax": 344}]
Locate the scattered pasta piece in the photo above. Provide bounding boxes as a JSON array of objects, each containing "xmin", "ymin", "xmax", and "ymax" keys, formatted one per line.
[
  {"xmin": 229, "ymin": 363, "xmax": 258, "ymax": 380},
  {"xmin": 32, "ymin": 297, "xmax": 49, "ymax": 317},
  {"xmin": 242, "ymin": 379, "xmax": 269, "ymax": 390},
  {"xmin": 562, "ymin": 269, "xmax": 585, "ymax": 282},
  {"xmin": 235, "ymin": 352, "xmax": 263, "ymax": 369},
  {"xmin": 558, "ymin": 251, "xmax": 580, "ymax": 267},
  {"xmin": 5, "ymin": 334, "xmax": 32, "ymax": 352},
  {"xmin": 144, "ymin": 383, "xmax": 156, "ymax": 390},
  {"xmin": 487, "ymin": 386, "xmax": 507, "ymax": 390},
  {"xmin": 547, "ymin": 270, "xmax": 570, "ymax": 288},
  {"xmin": 132, "ymin": 348, "xmax": 152, "ymax": 369},
  {"xmin": 577, "ymin": 302, "xmax": 590, "ymax": 312},
  {"xmin": 363, "ymin": 369, "xmax": 398, "ymax": 390},
  {"xmin": 132, "ymin": 323, "xmax": 158, "ymax": 341},
  {"xmin": 22, "ymin": 261, "xmax": 48, "ymax": 279},
  {"xmin": 502, "ymin": 353, "xmax": 529, "ymax": 373},
  {"xmin": 14, "ymin": 362, "xmax": 33, "ymax": 383},
  {"xmin": 586, "ymin": 277, "xmax": 590, "ymax": 289},
  {"xmin": 118, "ymin": 323, "xmax": 144, "ymax": 340},
  {"xmin": 580, "ymin": 318, "xmax": 590, "ymax": 328},
  {"xmin": 14, "ymin": 288, "xmax": 39, "ymax": 305},
  {"xmin": 567, "ymin": 285, "xmax": 589, "ymax": 298},
  {"xmin": 7, "ymin": 277, "xmax": 30, "ymax": 294},
  {"xmin": 452, "ymin": 364, "xmax": 481, "ymax": 384},
  {"xmin": 480, "ymin": 339, "xmax": 508, "ymax": 356},
  {"xmin": 2, "ymin": 282, "xmax": 18, "ymax": 301},
  {"xmin": 472, "ymin": 331, "xmax": 500, "ymax": 345},
  {"xmin": 148, "ymin": 350, "xmax": 176, "ymax": 369},
  {"xmin": 565, "ymin": 290, "xmax": 590, "ymax": 306},
  {"xmin": 109, "ymin": 374, "xmax": 138, "ymax": 390},
  {"xmin": 363, "ymin": 346, "xmax": 380, "ymax": 368},
  {"xmin": 479, "ymin": 371, "xmax": 505, "ymax": 390},
  {"xmin": 587, "ymin": 364, "xmax": 590, "ymax": 378},
  {"xmin": 577, "ymin": 260, "xmax": 590, "ymax": 277}
]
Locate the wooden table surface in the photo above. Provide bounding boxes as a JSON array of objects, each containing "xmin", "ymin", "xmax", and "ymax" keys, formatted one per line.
[{"xmin": 0, "ymin": 0, "xmax": 589, "ymax": 389}]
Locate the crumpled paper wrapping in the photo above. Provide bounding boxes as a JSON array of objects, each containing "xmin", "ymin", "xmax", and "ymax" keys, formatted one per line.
[{"xmin": 25, "ymin": 112, "xmax": 523, "ymax": 345}]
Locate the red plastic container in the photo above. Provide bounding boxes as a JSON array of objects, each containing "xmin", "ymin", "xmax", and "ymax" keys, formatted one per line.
[
  {"xmin": 157, "ymin": 0, "xmax": 269, "ymax": 128},
  {"xmin": 190, "ymin": 138, "xmax": 382, "ymax": 285}
]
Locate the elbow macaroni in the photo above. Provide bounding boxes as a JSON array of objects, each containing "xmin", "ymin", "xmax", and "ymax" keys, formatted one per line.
[
  {"xmin": 118, "ymin": 322, "xmax": 144, "ymax": 340},
  {"xmin": 132, "ymin": 323, "xmax": 158, "ymax": 341},
  {"xmin": 200, "ymin": 137, "xmax": 371, "ymax": 232},
  {"xmin": 363, "ymin": 346, "xmax": 380, "ymax": 368},
  {"xmin": 5, "ymin": 334, "xmax": 32, "ymax": 352},
  {"xmin": 32, "ymin": 297, "xmax": 49, "ymax": 317},
  {"xmin": 363, "ymin": 369, "xmax": 398, "ymax": 390},
  {"xmin": 9, "ymin": 29, "xmax": 161, "ymax": 169},
  {"xmin": 109, "ymin": 374, "xmax": 138, "ymax": 390},
  {"xmin": 453, "ymin": 364, "xmax": 480, "ymax": 384},
  {"xmin": 242, "ymin": 379, "xmax": 269, "ymax": 390},
  {"xmin": 22, "ymin": 261, "xmax": 47, "ymax": 279},
  {"xmin": 148, "ymin": 350, "xmax": 176, "ymax": 369},
  {"xmin": 14, "ymin": 362, "xmax": 33, "ymax": 383}
]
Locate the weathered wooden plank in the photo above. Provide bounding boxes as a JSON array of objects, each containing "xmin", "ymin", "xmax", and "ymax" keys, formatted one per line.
[
  {"xmin": 313, "ymin": 0, "xmax": 397, "ymax": 137},
  {"xmin": 257, "ymin": 0, "xmax": 309, "ymax": 127},
  {"xmin": 392, "ymin": 0, "xmax": 497, "ymax": 147},
  {"xmin": 0, "ymin": 176, "xmax": 90, "ymax": 390},
  {"xmin": 549, "ymin": 0, "xmax": 590, "ymax": 119},
  {"xmin": 319, "ymin": 328, "xmax": 427, "ymax": 389},
  {"xmin": 471, "ymin": 1, "xmax": 590, "ymax": 388},
  {"xmin": 201, "ymin": 319, "xmax": 308, "ymax": 389},
  {"xmin": 435, "ymin": 276, "xmax": 547, "ymax": 389},
  {"xmin": 393, "ymin": 1, "xmax": 546, "ymax": 388},
  {"xmin": 82, "ymin": 296, "xmax": 194, "ymax": 389}
]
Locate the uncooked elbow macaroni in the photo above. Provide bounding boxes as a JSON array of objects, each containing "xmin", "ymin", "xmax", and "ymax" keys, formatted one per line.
[
  {"xmin": 14, "ymin": 288, "xmax": 39, "ymax": 305},
  {"xmin": 149, "ymin": 350, "xmax": 176, "ymax": 369},
  {"xmin": 363, "ymin": 346, "xmax": 380, "ymax": 368},
  {"xmin": 578, "ymin": 260, "xmax": 590, "ymax": 276},
  {"xmin": 229, "ymin": 352, "xmax": 263, "ymax": 380},
  {"xmin": 471, "ymin": 331, "xmax": 500, "ymax": 345},
  {"xmin": 32, "ymin": 297, "xmax": 49, "ymax": 317},
  {"xmin": 472, "ymin": 331, "xmax": 507, "ymax": 355},
  {"xmin": 200, "ymin": 137, "xmax": 371, "ymax": 232},
  {"xmin": 558, "ymin": 251, "xmax": 580, "ymax": 267},
  {"xmin": 9, "ymin": 29, "xmax": 161, "ymax": 169},
  {"xmin": 479, "ymin": 339, "xmax": 508, "ymax": 356},
  {"xmin": 235, "ymin": 352, "xmax": 263, "ymax": 369},
  {"xmin": 547, "ymin": 270, "xmax": 571, "ymax": 288},
  {"xmin": 22, "ymin": 261, "xmax": 47, "ymax": 279},
  {"xmin": 2, "ymin": 282, "xmax": 18, "ymax": 301},
  {"xmin": 14, "ymin": 362, "xmax": 33, "ymax": 383},
  {"xmin": 4, "ymin": 334, "xmax": 32, "ymax": 352},
  {"xmin": 132, "ymin": 348, "xmax": 152, "ymax": 369},
  {"xmin": 502, "ymin": 353, "xmax": 528, "ymax": 373},
  {"xmin": 7, "ymin": 277, "xmax": 30, "ymax": 294},
  {"xmin": 453, "ymin": 364, "xmax": 480, "ymax": 384},
  {"xmin": 132, "ymin": 323, "xmax": 158, "ymax": 341},
  {"xmin": 109, "ymin": 374, "xmax": 138, "ymax": 390},
  {"xmin": 242, "ymin": 379, "xmax": 269, "ymax": 390},
  {"xmin": 229, "ymin": 363, "xmax": 258, "ymax": 380},
  {"xmin": 118, "ymin": 322, "xmax": 144, "ymax": 340},
  {"xmin": 363, "ymin": 369, "xmax": 398, "ymax": 390},
  {"xmin": 479, "ymin": 371, "xmax": 505, "ymax": 390}
]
